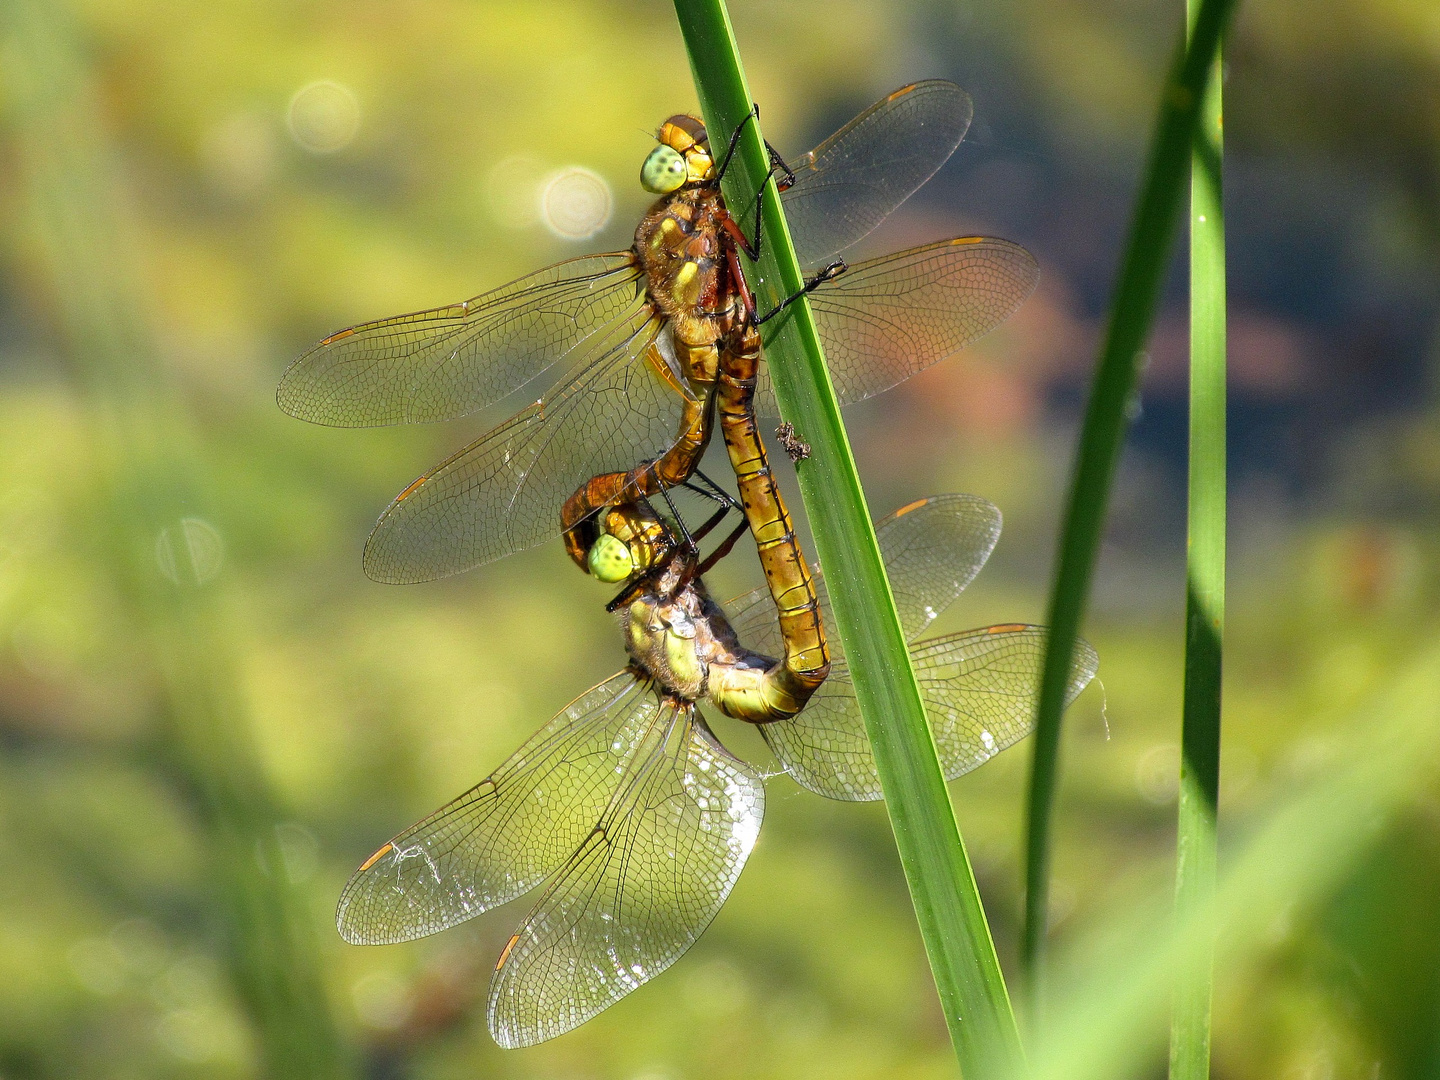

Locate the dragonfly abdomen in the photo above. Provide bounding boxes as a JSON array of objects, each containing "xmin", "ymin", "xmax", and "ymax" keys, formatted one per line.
[
  {"xmin": 711, "ymin": 326, "xmax": 830, "ymax": 722},
  {"xmin": 558, "ymin": 340, "xmax": 714, "ymax": 570}
]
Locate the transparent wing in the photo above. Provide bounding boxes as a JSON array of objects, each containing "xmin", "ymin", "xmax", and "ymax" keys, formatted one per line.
[
  {"xmin": 921, "ymin": 628, "xmax": 1098, "ymax": 782},
  {"xmin": 362, "ymin": 312, "xmax": 678, "ymax": 582},
  {"xmin": 755, "ymin": 237, "xmax": 1039, "ymax": 416},
  {"xmin": 487, "ymin": 709, "xmax": 763, "ymax": 1048},
  {"xmin": 277, "ymin": 253, "xmax": 645, "ymax": 427},
  {"xmin": 761, "ymin": 626, "xmax": 1099, "ymax": 801},
  {"xmin": 336, "ymin": 673, "xmax": 655, "ymax": 944},
  {"xmin": 726, "ymin": 493, "xmax": 1002, "ymax": 653},
  {"xmin": 781, "ymin": 80, "xmax": 973, "ymax": 269},
  {"xmin": 870, "ymin": 493, "xmax": 1002, "ymax": 640}
]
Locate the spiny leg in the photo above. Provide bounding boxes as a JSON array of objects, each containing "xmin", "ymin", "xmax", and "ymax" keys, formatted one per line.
[
  {"xmin": 685, "ymin": 468, "xmax": 742, "ymax": 514},
  {"xmin": 688, "ymin": 501, "xmax": 734, "ymax": 546},
  {"xmin": 713, "ymin": 104, "xmax": 759, "ymax": 186},
  {"xmin": 753, "ymin": 260, "xmax": 847, "ymax": 327},
  {"xmin": 654, "ymin": 483, "xmax": 696, "ymax": 556},
  {"xmin": 765, "ymin": 137, "xmax": 796, "ymax": 190},
  {"xmin": 716, "ymin": 105, "xmax": 796, "ymax": 265},
  {"xmin": 713, "ymin": 103, "xmax": 795, "ymax": 189}
]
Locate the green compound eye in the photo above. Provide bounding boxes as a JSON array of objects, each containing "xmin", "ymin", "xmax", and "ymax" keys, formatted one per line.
[
  {"xmin": 640, "ymin": 145, "xmax": 687, "ymax": 194},
  {"xmin": 587, "ymin": 533, "xmax": 635, "ymax": 583}
]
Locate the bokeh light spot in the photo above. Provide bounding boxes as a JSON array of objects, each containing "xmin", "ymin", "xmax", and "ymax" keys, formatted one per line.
[
  {"xmin": 539, "ymin": 166, "xmax": 613, "ymax": 239},
  {"xmin": 286, "ymin": 80, "xmax": 360, "ymax": 154},
  {"xmin": 1134, "ymin": 742, "xmax": 1180, "ymax": 804},
  {"xmin": 276, "ymin": 821, "xmax": 320, "ymax": 884}
]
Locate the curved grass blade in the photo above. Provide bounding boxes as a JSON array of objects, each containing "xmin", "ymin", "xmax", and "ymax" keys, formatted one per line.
[
  {"xmin": 1020, "ymin": 0, "xmax": 1241, "ymax": 1023},
  {"xmin": 671, "ymin": 1, "xmax": 1024, "ymax": 1074}
]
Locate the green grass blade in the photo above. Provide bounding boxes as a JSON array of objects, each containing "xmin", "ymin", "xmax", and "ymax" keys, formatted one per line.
[
  {"xmin": 1169, "ymin": 6, "xmax": 1226, "ymax": 1078},
  {"xmin": 1021, "ymin": 0, "xmax": 1240, "ymax": 1019},
  {"xmin": 1028, "ymin": 635, "xmax": 1440, "ymax": 1080},
  {"xmin": 669, "ymin": 2, "xmax": 1024, "ymax": 1072}
]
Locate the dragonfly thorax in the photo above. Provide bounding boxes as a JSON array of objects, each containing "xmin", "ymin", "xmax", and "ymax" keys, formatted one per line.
[
  {"xmin": 613, "ymin": 547, "xmax": 810, "ymax": 725},
  {"xmin": 634, "ymin": 188, "xmax": 744, "ymax": 389},
  {"xmin": 620, "ymin": 564, "xmax": 725, "ymax": 702}
]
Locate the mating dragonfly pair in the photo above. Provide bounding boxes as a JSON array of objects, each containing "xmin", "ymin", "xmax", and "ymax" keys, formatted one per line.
[{"xmin": 279, "ymin": 81, "xmax": 1098, "ymax": 1047}]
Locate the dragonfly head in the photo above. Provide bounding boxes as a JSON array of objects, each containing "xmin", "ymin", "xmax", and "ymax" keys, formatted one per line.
[
  {"xmin": 587, "ymin": 532, "xmax": 636, "ymax": 583},
  {"xmin": 641, "ymin": 114, "xmax": 713, "ymax": 194},
  {"xmin": 582, "ymin": 503, "xmax": 672, "ymax": 584}
]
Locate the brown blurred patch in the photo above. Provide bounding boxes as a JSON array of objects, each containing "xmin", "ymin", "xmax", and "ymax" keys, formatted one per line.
[{"xmin": 889, "ymin": 272, "xmax": 1097, "ymax": 442}]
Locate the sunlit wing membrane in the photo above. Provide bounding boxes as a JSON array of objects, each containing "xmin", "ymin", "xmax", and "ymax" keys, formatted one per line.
[
  {"xmin": 761, "ymin": 625, "xmax": 1099, "ymax": 801},
  {"xmin": 362, "ymin": 311, "xmax": 678, "ymax": 582},
  {"xmin": 754, "ymin": 237, "xmax": 1040, "ymax": 416},
  {"xmin": 867, "ymin": 493, "xmax": 1002, "ymax": 641},
  {"xmin": 726, "ymin": 494, "xmax": 1002, "ymax": 653},
  {"xmin": 487, "ymin": 709, "xmax": 763, "ymax": 1048},
  {"xmin": 277, "ymin": 254, "xmax": 645, "ymax": 427},
  {"xmin": 920, "ymin": 628, "xmax": 1098, "ymax": 782},
  {"xmin": 780, "ymin": 80, "xmax": 973, "ymax": 271},
  {"xmin": 335, "ymin": 674, "xmax": 654, "ymax": 944}
]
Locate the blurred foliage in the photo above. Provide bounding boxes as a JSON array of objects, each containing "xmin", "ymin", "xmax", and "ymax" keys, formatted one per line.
[{"xmin": 0, "ymin": 1, "xmax": 1437, "ymax": 1079}]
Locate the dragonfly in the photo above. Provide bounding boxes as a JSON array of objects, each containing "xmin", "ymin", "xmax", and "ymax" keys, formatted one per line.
[
  {"xmin": 277, "ymin": 81, "xmax": 1040, "ymax": 584},
  {"xmin": 336, "ymin": 493, "xmax": 1099, "ymax": 1046},
  {"xmin": 572, "ymin": 254, "xmax": 835, "ymax": 721}
]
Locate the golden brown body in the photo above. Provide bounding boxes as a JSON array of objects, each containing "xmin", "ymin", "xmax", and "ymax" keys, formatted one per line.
[
  {"xmin": 710, "ymin": 323, "xmax": 829, "ymax": 720},
  {"xmin": 559, "ymin": 185, "xmax": 746, "ymax": 566},
  {"xmin": 580, "ymin": 314, "xmax": 833, "ymax": 724},
  {"xmin": 562, "ymin": 111, "xmax": 829, "ymax": 720}
]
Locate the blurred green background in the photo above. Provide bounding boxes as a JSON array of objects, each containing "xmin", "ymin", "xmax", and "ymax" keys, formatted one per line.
[{"xmin": 1, "ymin": 0, "xmax": 1439, "ymax": 1077}]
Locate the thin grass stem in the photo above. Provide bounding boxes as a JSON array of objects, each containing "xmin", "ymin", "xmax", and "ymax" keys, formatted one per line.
[
  {"xmin": 1020, "ymin": 0, "xmax": 1240, "ymax": 1026},
  {"xmin": 1169, "ymin": 4, "xmax": 1226, "ymax": 1077}
]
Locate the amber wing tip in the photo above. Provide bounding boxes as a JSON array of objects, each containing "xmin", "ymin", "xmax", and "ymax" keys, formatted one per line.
[
  {"xmin": 495, "ymin": 933, "xmax": 521, "ymax": 970},
  {"xmin": 357, "ymin": 842, "xmax": 394, "ymax": 873}
]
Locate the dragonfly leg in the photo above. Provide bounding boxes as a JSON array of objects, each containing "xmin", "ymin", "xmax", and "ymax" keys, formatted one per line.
[
  {"xmin": 725, "ymin": 243, "xmax": 759, "ymax": 324},
  {"xmin": 697, "ymin": 515, "xmax": 751, "ymax": 576},
  {"xmin": 688, "ymin": 501, "xmax": 733, "ymax": 546},
  {"xmin": 677, "ymin": 487, "xmax": 738, "ymax": 542},
  {"xmin": 715, "ymin": 104, "xmax": 793, "ymax": 189},
  {"xmin": 605, "ymin": 572, "xmax": 653, "ymax": 614},
  {"xmin": 667, "ymin": 470, "xmax": 744, "ymax": 562},
  {"xmin": 765, "ymin": 138, "xmax": 796, "ymax": 190},
  {"xmin": 719, "ymin": 179, "xmax": 767, "ymax": 264},
  {"xmin": 655, "ymin": 482, "xmax": 698, "ymax": 559},
  {"xmin": 715, "ymin": 105, "xmax": 795, "ymax": 266},
  {"xmin": 713, "ymin": 104, "xmax": 760, "ymax": 186},
  {"xmin": 687, "ymin": 468, "xmax": 742, "ymax": 514},
  {"xmin": 696, "ymin": 293, "xmax": 746, "ymax": 321},
  {"xmin": 653, "ymin": 481, "xmax": 722, "ymax": 596},
  {"xmin": 752, "ymin": 260, "xmax": 848, "ymax": 327}
]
